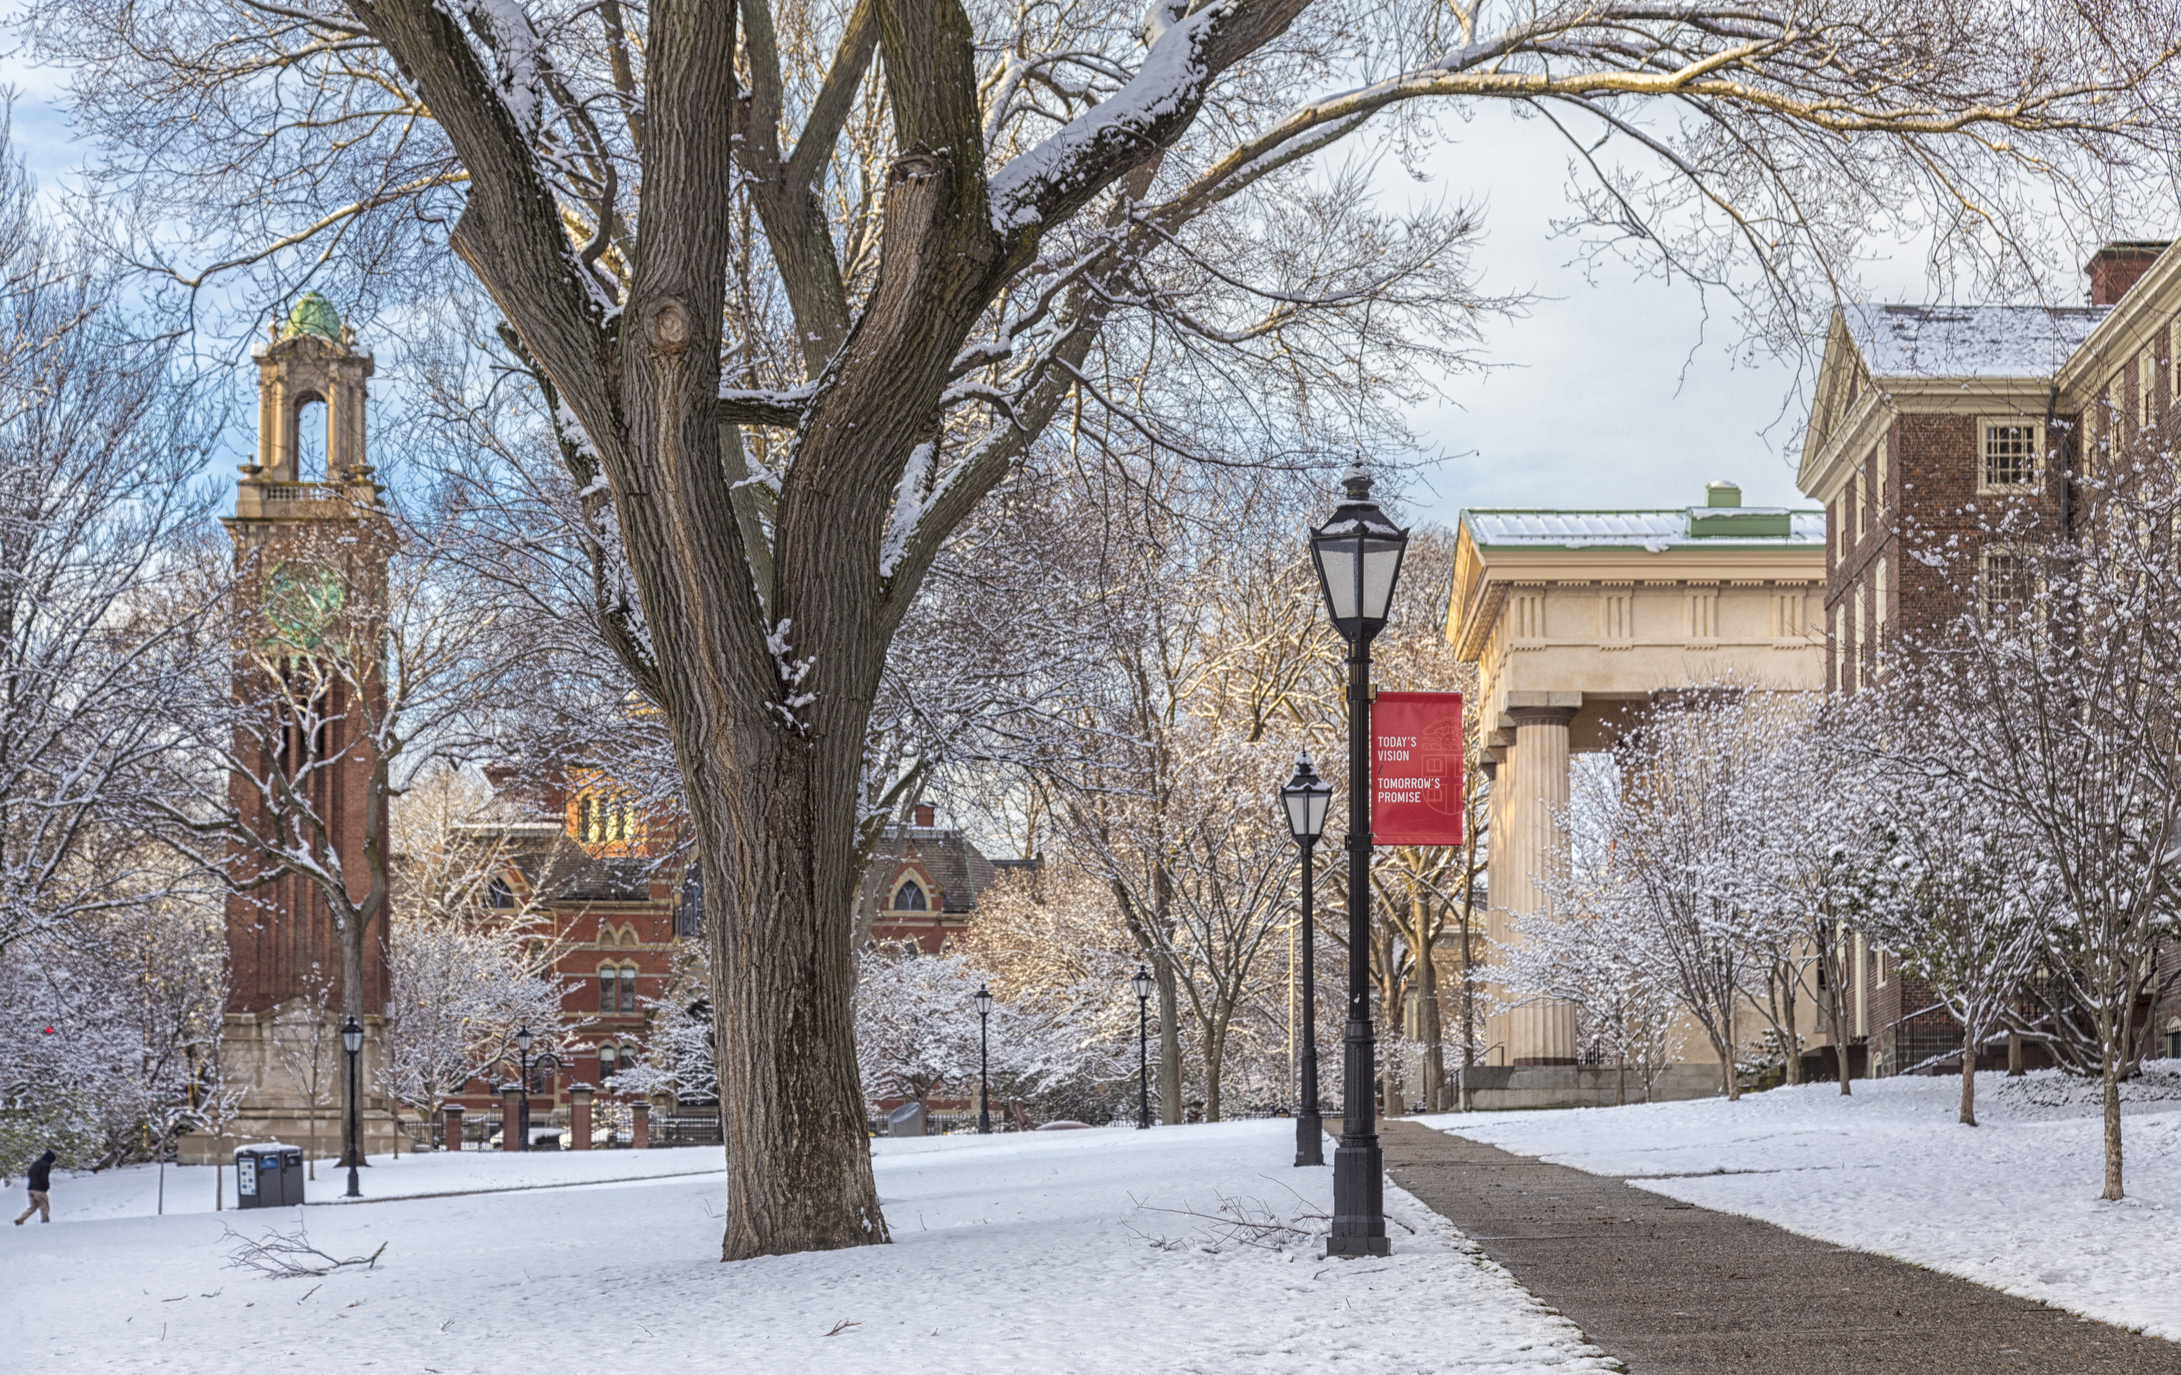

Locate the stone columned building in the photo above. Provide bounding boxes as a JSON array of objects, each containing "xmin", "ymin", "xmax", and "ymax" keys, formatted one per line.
[{"xmin": 1442, "ymin": 483, "xmax": 1825, "ymax": 1105}]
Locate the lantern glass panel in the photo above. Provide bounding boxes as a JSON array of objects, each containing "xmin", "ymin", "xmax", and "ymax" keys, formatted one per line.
[
  {"xmin": 1314, "ymin": 537, "xmax": 1360, "ymax": 624},
  {"xmin": 341, "ymin": 1019, "xmax": 363, "ymax": 1054},
  {"xmin": 1359, "ymin": 534, "xmax": 1406, "ymax": 623},
  {"xmin": 1131, "ymin": 968, "xmax": 1154, "ymax": 1000},
  {"xmin": 514, "ymin": 1025, "xmax": 534, "ymax": 1055},
  {"xmin": 1305, "ymin": 785, "xmax": 1331, "ymax": 837},
  {"xmin": 973, "ymin": 987, "xmax": 994, "ymax": 1016}
]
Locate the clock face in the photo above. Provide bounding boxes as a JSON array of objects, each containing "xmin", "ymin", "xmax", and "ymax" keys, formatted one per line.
[{"xmin": 264, "ymin": 561, "xmax": 346, "ymax": 647}]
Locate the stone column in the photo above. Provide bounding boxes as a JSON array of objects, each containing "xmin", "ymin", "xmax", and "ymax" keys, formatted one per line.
[
  {"xmin": 568, "ymin": 1086, "xmax": 594, "ymax": 1151},
  {"xmin": 442, "ymin": 1105, "xmax": 463, "ymax": 1152},
  {"xmin": 630, "ymin": 1102, "xmax": 650, "ymax": 1150},
  {"xmin": 1481, "ymin": 744, "xmax": 1514, "ymax": 1066},
  {"xmin": 499, "ymin": 1085, "xmax": 524, "ymax": 1151},
  {"xmin": 1507, "ymin": 702, "xmax": 1580, "ymax": 1066}
]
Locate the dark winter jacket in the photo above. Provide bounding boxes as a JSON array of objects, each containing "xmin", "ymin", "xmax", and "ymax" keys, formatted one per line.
[{"xmin": 25, "ymin": 1150, "xmax": 54, "ymax": 1192}]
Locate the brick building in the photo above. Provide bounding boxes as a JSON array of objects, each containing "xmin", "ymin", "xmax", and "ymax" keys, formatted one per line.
[
  {"xmin": 431, "ymin": 793, "xmax": 1016, "ymax": 1146},
  {"xmin": 1796, "ymin": 240, "xmax": 2181, "ymax": 1074},
  {"xmin": 861, "ymin": 802, "xmax": 1021, "ymax": 953}
]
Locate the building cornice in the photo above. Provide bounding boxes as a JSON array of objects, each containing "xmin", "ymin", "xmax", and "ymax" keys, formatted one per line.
[{"xmin": 2057, "ymin": 242, "xmax": 2181, "ymax": 402}]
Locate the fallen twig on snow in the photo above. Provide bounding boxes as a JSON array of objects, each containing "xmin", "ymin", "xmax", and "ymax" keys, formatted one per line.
[
  {"xmin": 221, "ymin": 1222, "xmax": 388, "ymax": 1279},
  {"xmin": 1128, "ymin": 1188, "xmax": 1331, "ymax": 1255}
]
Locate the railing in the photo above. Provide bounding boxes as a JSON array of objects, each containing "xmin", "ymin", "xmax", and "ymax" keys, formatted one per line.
[{"xmin": 259, "ymin": 482, "xmax": 349, "ymax": 503}]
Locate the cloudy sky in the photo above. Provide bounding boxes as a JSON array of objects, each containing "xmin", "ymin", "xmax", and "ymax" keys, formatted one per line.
[{"xmin": 0, "ymin": 44, "xmax": 2120, "ymax": 526}]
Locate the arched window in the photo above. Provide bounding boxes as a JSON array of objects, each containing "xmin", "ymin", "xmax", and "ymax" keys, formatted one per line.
[
  {"xmin": 295, "ymin": 396, "xmax": 328, "ymax": 478},
  {"xmin": 675, "ymin": 873, "xmax": 703, "ymax": 939},
  {"xmin": 597, "ymin": 964, "xmax": 616, "ymax": 1014},
  {"xmin": 893, "ymin": 880, "xmax": 927, "ymax": 911},
  {"xmin": 577, "ymin": 795, "xmax": 595, "ymax": 841},
  {"xmin": 486, "ymin": 877, "xmax": 516, "ymax": 910},
  {"xmin": 598, "ymin": 1043, "xmax": 617, "ymax": 1084},
  {"xmin": 619, "ymin": 965, "xmax": 639, "ymax": 1014}
]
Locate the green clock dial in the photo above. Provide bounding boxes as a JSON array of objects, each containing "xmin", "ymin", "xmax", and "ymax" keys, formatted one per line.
[{"xmin": 264, "ymin": 561, "xmax": 346, "ymax": 648}]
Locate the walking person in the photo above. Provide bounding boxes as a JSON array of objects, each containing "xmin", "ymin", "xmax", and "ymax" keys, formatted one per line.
[{"xmin": 14, "ymin": 1148, "xmax": 55, "ymax": 1224}]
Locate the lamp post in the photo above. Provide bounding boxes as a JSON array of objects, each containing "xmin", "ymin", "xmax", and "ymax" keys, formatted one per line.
[
  {"xmin": 513, "ymin": 1025, "xmax": 534, "ymax": 1152},
  {"xmin": 340, "ymin": 1015, "xmax": 364, "ymax": 1199},
  {"xmin": 1308, "ymin": 466, "xmax": 1408, "ymax": 1258},
  {"xmin": 1281, "ymin": 752, "xmax": 1333, "ymax": 1167},
  {"xmin": 973, "ymin": 985, "xmax": 995, "ymax": 1134},
  {"xmin": 1131, "ymin": 966, "xmax": 1154, "ymax": 1129}
]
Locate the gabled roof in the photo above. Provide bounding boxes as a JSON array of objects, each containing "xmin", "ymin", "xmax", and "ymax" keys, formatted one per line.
[
  {"xmin": 874, "ymin": 826, "xmax": 999, "ymax": 913},
  {"xmin": 1839, "ymin": 302, "xmax": 2106, "ymax": 380},
  {"xmin": 1464, "ymin": 508, "xmax": 1824, "ymax": 553}
]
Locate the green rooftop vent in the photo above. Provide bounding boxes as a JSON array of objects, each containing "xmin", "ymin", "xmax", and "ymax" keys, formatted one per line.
[
  {"xmin": 278, "ymin": 291, "xmax": 343, "ymax": 342},
  {"xmin": 1705, "ymin": 481, "xmax": 1742, "ymax": 508}
]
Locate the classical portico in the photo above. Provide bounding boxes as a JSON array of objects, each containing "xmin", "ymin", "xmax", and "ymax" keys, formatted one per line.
[{"xmin": 1444, "ymin": 483, "xmax": 1825, "ymax": 1096}]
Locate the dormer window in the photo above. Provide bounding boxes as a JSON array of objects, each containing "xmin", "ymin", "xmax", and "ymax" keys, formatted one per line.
[{"xmin": 892, "ymin": 880, "xmax": 928, "ymax": 912}]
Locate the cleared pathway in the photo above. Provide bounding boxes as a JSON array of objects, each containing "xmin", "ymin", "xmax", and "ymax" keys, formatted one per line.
[{"xmin": 1373, "ymin": 1119, "xmax": 2181, "ymax": 1374}]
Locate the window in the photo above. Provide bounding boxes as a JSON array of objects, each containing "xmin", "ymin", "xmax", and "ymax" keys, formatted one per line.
[
  {"xmin": 2171, "ymin": 319, "xmax": 2181, "ymax": 402},
  {"xmin": 598, "ymin": 1044, "xmax": 617, "ymax": 1084},
  {"xmin": 598, "ymin": 966, "xmax": 616, "ymax": 1014},
  {"xmin": 1979, "ymin": 547, "xmax": 2037, "ymax": 621},
  {"xmin": 577, "ymin": 794, "xmax": 594, "ymax": 840},
  {"xmin": 619, "ymin": 966, "xmax": 638, "ymax": 1014},
  {"xmin": 485, "ymin": 876, "xmax": 516, "ymax": 910},
  {"xmin": 1980, "ymin": 420, "xmax": 2041, "ymax": 492},
  {"xmin": 676, "ymin": 873, "xmax": 704, "ymax": 939},
  {"xmin": 2168, "ymin": 1030, "xmax": 2181, "ymax": 1061},
  {"xmin": 2142, "ymin": 352, "xmax": 2158, "ymax": 429},
  {"xmin": 1872, "ymin": 558, "xmax": 1887, "ymax": 672},
  {"xmin": 1874, "ymin": 441, "xmax": 1888, "ymax": 510},
  {"xmin": 893, "ymin": 880, "xmax": 927, "ymax": 912}
]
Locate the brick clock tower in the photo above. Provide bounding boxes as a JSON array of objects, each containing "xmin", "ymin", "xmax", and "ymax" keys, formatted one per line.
[{"xmin": 209, "ymin": 293, "xmax": 398, "ymax": 1163}]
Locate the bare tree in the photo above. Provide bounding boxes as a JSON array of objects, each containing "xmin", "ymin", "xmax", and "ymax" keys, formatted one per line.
[
  {"xmin": 39, "ymin": 0, "xmax": 2181, "ymax": 1256},
  {"xmin": 1893, "ymin": 467, "xmax": 2181, "ymax": 1196},
  {"xmin": 273, "ymin": 969, "xmax": 340, "ymax": 1178},
  {"xmin": 158, "ymin": 510, "xmax": 531, "ymax": 1053},
  {"xmin": 0, "ymin": 140, "xmax": 214, "ymax": 959},
  {"xmin": 1859, "ymin": 725, "xmax": 2051, "ymax": 1127}
]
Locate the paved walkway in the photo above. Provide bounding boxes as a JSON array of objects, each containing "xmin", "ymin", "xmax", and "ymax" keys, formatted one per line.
[{"xmin": 1372, "ymin": 1119, "xmax": 2180, "ymax": 1373}]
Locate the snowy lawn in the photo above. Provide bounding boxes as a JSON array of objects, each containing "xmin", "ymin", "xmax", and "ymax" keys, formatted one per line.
[
  {"xmin": 2, "ymin": 1120, "xmax": 1614, "ymax": 1374},
  {"xmin": 1421, "ymin": 1065, "xmax": 2181, "ymax": 1339},
  {"xmin": 13, "ymin": 1143, "xmax": 729, "ymax": 1220}
]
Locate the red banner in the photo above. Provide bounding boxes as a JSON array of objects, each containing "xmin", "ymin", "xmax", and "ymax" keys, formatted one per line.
[{"xmin": 1371, "ymin": 691, "xmax": 1465, "ymax": 846}]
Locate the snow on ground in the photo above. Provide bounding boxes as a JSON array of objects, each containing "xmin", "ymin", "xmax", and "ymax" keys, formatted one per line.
[
  {"xmin": 1, "ymin": 1121, "xmax": 1615, "ymax": 1374},
  {"xmin": 1421, "ymin": 1065, "xmax": 2181, "ymax": 1339},
  {"xmin": 18, "ymin": 1144, "xmax": 728, "ymax": 1221}
]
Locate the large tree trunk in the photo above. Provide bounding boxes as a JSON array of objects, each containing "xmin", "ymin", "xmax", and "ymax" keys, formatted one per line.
[{"xmin": 695, "ymin": 729, "xmax": 889, "ymax": 1259}]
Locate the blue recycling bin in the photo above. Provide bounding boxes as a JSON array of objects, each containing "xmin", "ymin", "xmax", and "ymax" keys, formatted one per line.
[{"xmin": 234, "ymin": 1144, "xmax": 305, "ymax": 1208}]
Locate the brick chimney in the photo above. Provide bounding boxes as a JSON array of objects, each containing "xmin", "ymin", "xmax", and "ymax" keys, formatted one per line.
[
  {"xmin": 2085, "ymin": 241, "xmax": 2171, "ymax": 306},
  {"xmin": 913, "ymin": 803, "xmax": 936, "ymax": 828}
]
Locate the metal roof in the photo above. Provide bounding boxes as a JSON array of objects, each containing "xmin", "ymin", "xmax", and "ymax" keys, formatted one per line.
[{"xmin": 1464, "ymin": 508, "xmax": 1825, "ymax": 552}]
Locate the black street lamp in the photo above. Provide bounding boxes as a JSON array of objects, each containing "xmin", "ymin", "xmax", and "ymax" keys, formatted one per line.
[
  {"xmin": 1131, "ymin": 965, "xmax": 1154, "ymax": 1129},
  {"xmin": 973, "ymin": 985, "xmax": 995, "ymax": 1134},
  {"xmin": 513, "ymin": 1025, "xmax": 534, "ymax": 1152},
  {"xmin": 1308, "ymin": 466, "xmax": 1408, "ymax": 1259},
  {"xmin": 340, "ymin": 1015, "xmax": 364, "ymax": 1199},
  {"xmin": 1281, "ymin": 751, "xmax": 1333, "ymax": 1168}
]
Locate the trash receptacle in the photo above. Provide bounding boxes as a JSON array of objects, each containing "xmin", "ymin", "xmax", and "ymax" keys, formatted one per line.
[
  {"xmin": 886, "ymin": 1102, "xmax": 926, "ymax": 1138},
  {"xmin": 235, "ymin": 1144, "xmax": 306, "ymax": 1208}
]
